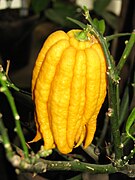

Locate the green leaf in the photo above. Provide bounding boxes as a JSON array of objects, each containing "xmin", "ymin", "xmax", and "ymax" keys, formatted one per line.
[
  {"xmin": 93, "ymin": 18, "xmax": 105, "ymax": 34},
  {"xmin": 31, "ymin": 0, "xmax": 50, "ymax": 14},
  {"xmin": 67, "ymin": 17, "xmax": 86, "ymax": 29},
  {"xmin": 45, "ymin": 9, "xmax": 66, "ymax": 26},
  {"xmin": 99, "ymin": 19, "xmax": 105, "ymax": 34},
  {"xmin": 126, "ymin": 108, "xmax": 135, "ymax": 140},
  {"xmin": 45, "ymin": 9, "xmax": 78, "ymax": 27},
  {"xmin": 45, "ymin": 2, "xmax": 81, "ymax": 28},
  {"xmin": 93, "ymin": 18, "xmax": 99, "ymax": 30}
]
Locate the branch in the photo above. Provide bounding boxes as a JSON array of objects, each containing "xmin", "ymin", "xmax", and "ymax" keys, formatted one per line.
[
  {"xmin": 0, "ymin": 111, "xmax": 132, "ymax": 177},
  {"xmin": 83, "ymin": 7, "xmax": 123, "ymax": 162},
  {"xmin": 106, "ymin": 33, "xmax": 131, "ymax": 42},
  {"xmin": 10, "ymin": 155, "xmax": 116, "ymax": 174},
  {"xmin": 41, "ymin": 160, "xmax": 116, "ymax": 174},
  {"xmin": 0, "ymin": 113, "xmax": 14, "ymax": 159},
  {"xmin": 0, "ymin": 72, "xmax": 29, "ymax": 159},
  {"xmin": 0, "ymin": 120, "xmax": 134, "ymax": 179},
  {"xmin": 117, "ymin": 30, "xmax": 135, "ymax": 74},
  {"xmin": 7, "ymin": 154, "xmax": 135, "ymax": 178}
]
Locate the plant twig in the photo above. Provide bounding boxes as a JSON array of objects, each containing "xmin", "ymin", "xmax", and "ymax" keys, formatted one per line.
[
  {"xmin": 0, "ymin": 72, "xmax": 29, "ymax": 159},
  {"xmin": 15, "ymin": 157, "xmax": 116, "ymax": 174},
  {"xmin": 123, "ymin": 146, "xmax": 135, "ymax": 164},
  {"xmin": 11, "ymin": 157, "xmax": 135, "ymax": 178},
  {"xmin": 81, "ymin": 144, "xmax": 99, "ymax": 162},
  {"xmin": 106, "ymin": 33, "xmax": 131, "ymax": 42},
  {"xmin": 0, "ymin": 113, "xmax": 14, "ymax": 159},
  {"xmin": 122, "ymin": 122, "xmax": 135, "ymax": 147},
  {"xmin": 125, "ymin": 108, "xmax": 135, "ymax": 141},
  {"xmin": 117, "ymin": 30, "xmax": 135, "ymax": 74},
  {"xmin": 83, "ymin": 7, "xmax": 123, "ymax": 163}
]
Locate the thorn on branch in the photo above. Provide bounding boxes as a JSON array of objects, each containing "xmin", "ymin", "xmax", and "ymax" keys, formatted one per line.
[
  {"xmin": 6, "ymin": 60, "xmax": 10, "ymax": 76},
  {"xmin": 106, "ymin": 108, "xmax": 113, "ymax": 117}
]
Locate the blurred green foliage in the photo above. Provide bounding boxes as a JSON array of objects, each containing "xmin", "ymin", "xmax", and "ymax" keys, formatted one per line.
[{"xmin": 30, "ymin": 0, "xmax": 118, "ymax": 29}]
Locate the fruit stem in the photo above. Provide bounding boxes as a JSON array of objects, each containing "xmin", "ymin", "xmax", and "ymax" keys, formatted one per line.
[{"xmin": 75, "ymin": 30, "xmax": 88, "ymax": 41}]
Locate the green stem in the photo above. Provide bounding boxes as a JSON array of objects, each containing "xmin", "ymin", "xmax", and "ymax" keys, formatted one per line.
[
  {"xmin": 123, "ymin": 147, "xmax": 135, "ymax": 164},
  {"xmin": 0, "ymin": 113, "xmax": 14, "ymax": 159},
  {"xmin": 106, "ymin": 33, "xmax": 131, "ymax": 42},
  {"xmin": 0, "ymin": 72, "xmax": 29, "ymax": 159},
  {"xmin": 17, "ymin": 158, "xmax": 135, "ymax": 177},
  {"xmin": 81, "ymin": 144, "xmax": 99, "ymax": 162},
  {"xmin": 75, "ymin": 30, "xmax": 88, "ymax": 41},
  {"xmin": 86, "ymin": 24, "xmax": 120, "ymax": 83},
  {"xmin": 116, "ymin": 84, "xmax": 120, "ymax": 121},
  {"xmin": 83, "ymin": 8, "xmax": 122, "ymax": 162},
  {"xmin": 7, "ymin": 80, "xmax": 20, "ymax": 92},
  {"xmin": 67, "ymin": 17, "xmax": 86, "ymax": 29},
  {"xmin": 122, "ymin": 124, "xmax": 135, "ymax": 146},
  {"xmin": 45, "ymin": 161, "xmax": 116, "ymax": 174},
  {"xmin": 107, "ymin": 81, "xmax": 123, "ymax": 161},
  {"xmin": 125, "ymin": 108, "xmax": 135, "ymax": 141},
  {"xmin": 117, "ymin": 30, "xmax": 135, "ymax": 74},
  {"xmin": 18, "ymin": 158, "xmax": 117, "ymax": 174}
]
